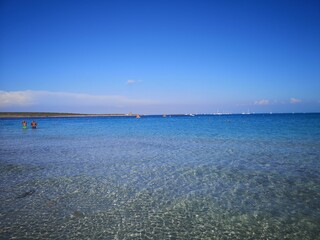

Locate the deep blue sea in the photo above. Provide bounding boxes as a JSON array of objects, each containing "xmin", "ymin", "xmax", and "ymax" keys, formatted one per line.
[{"xmin": 1, "ymin": 114, "xmax": 320, "ymax": 239}]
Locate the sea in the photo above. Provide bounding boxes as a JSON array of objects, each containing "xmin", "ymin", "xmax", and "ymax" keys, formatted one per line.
[{"xmin": 0, "ymin": 114, "xmax": 319, "ymax": 239}]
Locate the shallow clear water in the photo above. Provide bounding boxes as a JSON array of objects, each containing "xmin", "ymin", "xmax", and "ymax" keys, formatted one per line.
[{"xmin": 0, "ymin": 114, "xmax": 320, "ymax": 239}]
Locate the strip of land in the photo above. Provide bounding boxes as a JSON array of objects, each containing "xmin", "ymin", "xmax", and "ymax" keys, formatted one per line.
[{"xmin": 0, "ymin": 112, "xmax": 133, "ymax": 118}]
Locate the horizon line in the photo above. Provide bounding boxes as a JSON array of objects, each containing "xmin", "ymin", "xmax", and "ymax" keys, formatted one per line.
[{"xmin": 0, "ymin": 111, "xmax": 319, "ymax": 118}]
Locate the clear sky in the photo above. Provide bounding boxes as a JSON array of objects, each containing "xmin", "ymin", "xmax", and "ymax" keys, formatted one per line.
[{"xmin": 1, "ymin": 0, "xmax": 319, "ymax": 114}]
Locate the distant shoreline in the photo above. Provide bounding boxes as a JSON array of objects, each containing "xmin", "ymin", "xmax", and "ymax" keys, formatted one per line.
[
  {"xmin": 0, "ymin": 112, "xmax": 319, "ymax": 118},
  {"xmin": 0, "ymin": 112, "xmax": 134, "ymax": 118}
]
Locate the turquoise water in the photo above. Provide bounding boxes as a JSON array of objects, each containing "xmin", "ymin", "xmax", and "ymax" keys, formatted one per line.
[{"xmin": 0, "ymin": 114, "xmax": 320, "ymax": 239}]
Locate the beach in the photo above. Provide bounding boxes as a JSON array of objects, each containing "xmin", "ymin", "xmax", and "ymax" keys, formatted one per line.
[{"xmin": 0, "ymin": 114, "xmax": 319, "ymax": 239}]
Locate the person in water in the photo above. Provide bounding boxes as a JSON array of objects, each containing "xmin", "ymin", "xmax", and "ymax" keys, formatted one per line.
[
  {"xmin": 22, "ymin": 120, "xmax": 27, "ymax": 128},
  {"xmin": 31, "ymin": 120, "xmax": 37, "ymax": 129}
]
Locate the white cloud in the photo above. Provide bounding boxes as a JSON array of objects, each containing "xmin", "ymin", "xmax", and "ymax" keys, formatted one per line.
[
  {"xmin": 290, "ymin": 98, "xmax": 302, "ymax": 104},
  {"xmin": 0, "ymin": 90, "xmax": 156, "ymax": 109},
  {"xmin": 254, "ymin": 99, "xmax": 269, "ymax": 105},
  {"xmin": 126, "ymin": 79, "xmax": 142, "ymax": 85},
  {"xmin": 0, "ymin": 90, "xmax": 36, "ymax": 107}
]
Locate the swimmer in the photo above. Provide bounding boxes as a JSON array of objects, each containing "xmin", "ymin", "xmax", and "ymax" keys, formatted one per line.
[
  {"xmin": 31, "ymin": 120, "xmax": 37, "ymax": 129},
  {"xmin": 22, "ymin": 120, "xmax": 27, "ymax": 129}
]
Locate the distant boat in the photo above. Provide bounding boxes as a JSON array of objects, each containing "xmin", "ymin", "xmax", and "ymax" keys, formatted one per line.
[
  {"xmin": 163, "ymin": 114, "xmax": 167, "ymax": 118},
  {"xmin": 242, "ymin": 110, "xmax": 251, "ymax": 115},
  {"xmin": 136, "ymin": 114, "xmax": 141, "ymax": 119},
  {"xmin": 215, "ymin": 109, "xmax": 223, "ymax": 115}
]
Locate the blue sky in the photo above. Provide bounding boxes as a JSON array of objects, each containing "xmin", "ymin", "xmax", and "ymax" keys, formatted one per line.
[{"xmin": 1, "ymin": 0, "xmax": 319, "ymax": 114}]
